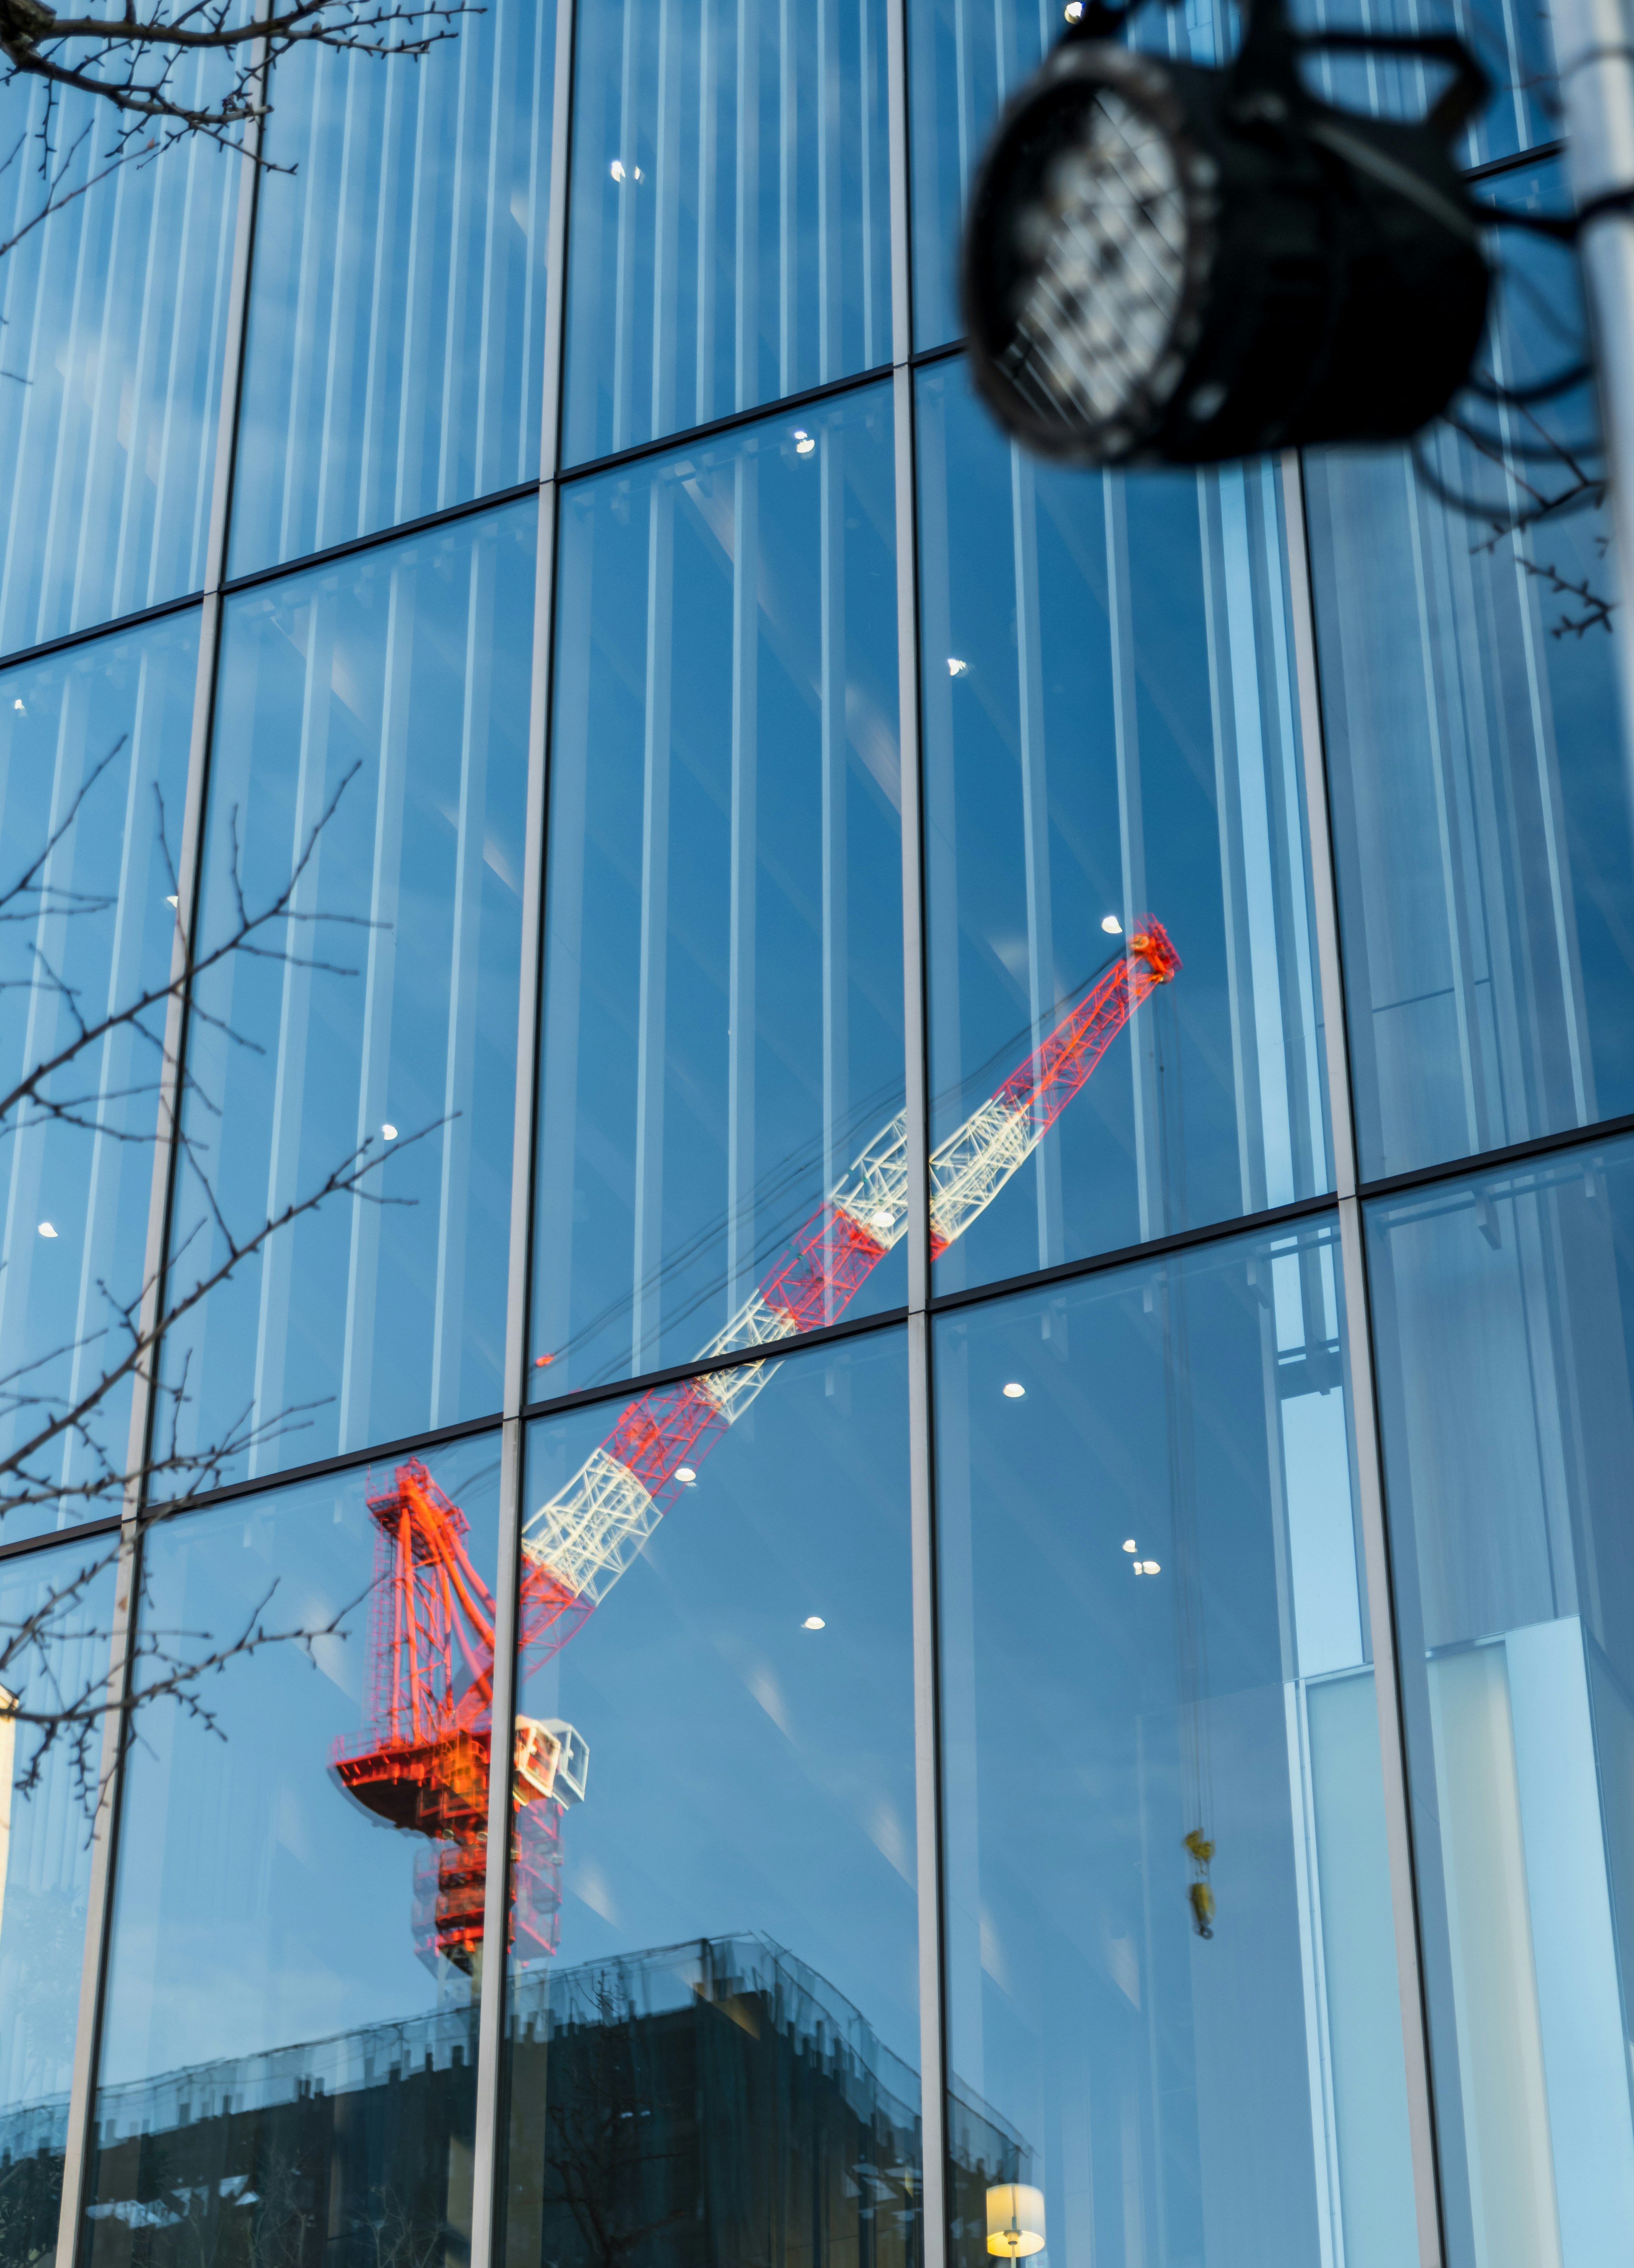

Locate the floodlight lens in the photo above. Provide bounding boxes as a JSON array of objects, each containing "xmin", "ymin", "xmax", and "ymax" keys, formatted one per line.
[{"xmin": 1002, "ymin": 89, "xmax": 1186, "ymax": 438}]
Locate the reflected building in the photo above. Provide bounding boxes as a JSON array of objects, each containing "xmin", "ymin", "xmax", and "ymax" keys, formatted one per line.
[{"xmin": 4, "ymin": 1939, "xmax": 1022, "ymax": 2268}]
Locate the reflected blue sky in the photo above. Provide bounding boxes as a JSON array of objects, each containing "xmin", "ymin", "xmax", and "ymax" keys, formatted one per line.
[
  {"xmin": 936, "ymin": 1228, "xmax": 1414, "ymax": 2268},
  {"xmin": 163, "ymin": 503, "xmax": 534, "ymax": 1485},
  {"xmin": 514, "ymin": 1327, "xmax": 918, "ymax": 2078},
  {"xmin": 95, "ymin": 1433, "xmax": 500, "ymax": 2085},
  {"xmin": 531, "ymin": 390, "xmax": 905, "ymax": 1397},
  {"xmin": 0, "ymin": 615, "xmax": 198, "ymax": 1539},
  {"xmin": 1308, "ymin": 164, "xmax": 1632, "ymax": 1183},
  {"xmin": 563, "ymin": 0, "xmax": 890, "ymax": 466},
  {"xmin": 231, "ymin": 3, "xmax": 553, "ymax": 577},
  {"xmin": 0, "ymin": 68, "xmax": 236, "ymax": 654},
  {"xmin": 918, "ymin": 361, "xmax": 1329, "ymax": 1292},
  {"xmin": 1369, "ymin": 1137, "xmax": 1634, "ymax": 2268},
  {"xmin": 0, "ymin": 1537, "xmax": 116, "ymax": 2147}
]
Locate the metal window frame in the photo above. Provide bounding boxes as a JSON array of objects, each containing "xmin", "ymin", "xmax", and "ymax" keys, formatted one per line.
[
  {"xmin": 1280, "ymin": 448, "xmax": 1446, "ymax": 2268},
  {"xmin": 469, "ymin": 0, "xmax": 580, "ymax": 2253},
  {"xmin": 50, "ymin": 20, "xmax": 272, "ymax": 2263},
  {"xmin": 22, "ymin": 0, "xmax": 1627, "ymax": 2259}
]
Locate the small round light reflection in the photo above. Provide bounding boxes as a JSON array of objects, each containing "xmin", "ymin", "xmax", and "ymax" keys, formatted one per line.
[
  {"xmin": 1101, "ymin": 914, "xmax": 1123, "ymax": 934},
  {"xmin": 37, "ymin": 1221, "xmax": 57, "ymax": 1239},
  {"xmin": 676, "ymin": 1465, "xmax": 697, "ymax": 1484},
  {"xmin": 803, "ymin": 1615, "xmax": 826, "ymax": 1630},
  {"xmin": 794, "ymin": 429, "xmax": 816, "ymax": 455},
  {"xmin": 610, "ymin": 159, "xmax": 626, "ymax": 181},
  {"xmin": 1122, "ymin": 1538, "xmax": 1137, "ymax": 1553},
  {"xmin": 1002, "ymin": 1382, "xmax": 1026, "ymax": 1399},
  {"xmin": 381, "ymin": 1123, "xmax": 398, "ymax": 1141}
]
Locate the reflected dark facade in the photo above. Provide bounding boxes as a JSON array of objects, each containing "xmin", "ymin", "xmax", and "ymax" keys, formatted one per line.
[
  {"xmin": 11, "ymin": 1939, "xmax": 1017, "ymax": 2268},
  {"xmin": 2, "ymin": 1, "xmax": 1632, "ymax": 2267}
]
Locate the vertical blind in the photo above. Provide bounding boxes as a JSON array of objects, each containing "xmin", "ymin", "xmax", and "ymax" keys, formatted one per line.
[
  {"xmin": 0, "ymin": 68, "xmax": 237, "ymax": 654},
  {"xmin": 163, "ymin": 504, "xmax": 534, "ymax": 1484},
  {"xmin": 0, "ymin": 617, "xmax": 197, "ymax": 1530},
  {"xmin": 563, "ymin": 0, "xmax": 891, "ymax": 466},
  {"xmin": 531, "ymin": 388, "xmax": 904, "ymax": 1395},
  {"xmin": 230, "ymin": 0, "xmax": 555, "ymax": 578},
  {"xmin": 917, "ymin": 360, "xmax": 1328, "ymax": 1294}
]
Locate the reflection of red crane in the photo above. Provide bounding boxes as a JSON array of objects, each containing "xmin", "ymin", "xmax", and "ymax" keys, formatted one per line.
[
  {"xmin": 334, "ymin": 924, "xmax": 1178, "ymax": 1967},
  {"xmin": 329, "ymin": 1463, "xmax": 591, "ymax": 1968}
]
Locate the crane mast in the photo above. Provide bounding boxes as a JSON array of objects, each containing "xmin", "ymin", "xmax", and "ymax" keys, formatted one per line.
[{"xmin": 334, "ymin": 921, "xmax": 1178, "ymax": 1964}]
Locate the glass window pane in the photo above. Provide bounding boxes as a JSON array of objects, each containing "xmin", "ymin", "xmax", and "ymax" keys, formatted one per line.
[
  {"xmin": 906, "ymin": 0, "xmax": 1552, "ymax": 352},
  {"xmin": 501, "ymin": 1327, "xmax": 919, "ymax": 2268},
  {"xmin": 530, "ymin": 390, "xmax": 903, "ymax": 1397},
  {"xmin": 231, "ymin": 4, "xmax": 554, "ymax": 578},
  {"xmin": 1366, "ymin": 1132, "xmax": 1634, "ymax": 2268},
  {"xmin": 917, "ymin": 360, "xmax": 1328, "ymax": 1295},
  {"xmin": 83, "ymin": 1437, "xmax": 500, "ymax": 2268},
  {"xmin": 1306, "ymin": 165, "xmax": 1631, "ymax": 1181},
  {"xmin": 0, "ymin": 615, "xmax": 199, "ymax": 1541},
  {"xmin": 163, "ymin": 503, "xmax": 534, "ymax": 1487},
  {"xmin": 562, "ymin": 0, "xmax": 891, "ymax": 467},
  {"xmin": 937, "ymin": 1223, "xmax": 1417, "ymax": 2268},
  {"xmin": 0, "ymin": 1535, "xmax": 116, "ymax": 2268},
  {"xmin": 0, "ymin": 77, "xmax": 238, "ymax": 651},
  {"xmin": 907, "ymin": 0, "xmax": 1223, "ymax": 351}
]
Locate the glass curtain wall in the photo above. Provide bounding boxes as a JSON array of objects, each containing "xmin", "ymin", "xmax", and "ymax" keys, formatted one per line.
[
  {"xmin": 502, "ymin": 1328, "xmax": 920, "ymax": 2268},
  {"xmin": 917, "ymin": 363, "xmax": 1328, "ymax": 1292},
  {"xmin": 562, "ymin": 0, "xmax": 891, "ymax": 464},
  {"xmin": 1, "ymin": 1, "xmax": 1632, "ymax": 2267},
  {"xmin": 530, "ymin": 386, "xmax": 905, "ymax": 1395},
  {"xmin": 1305, "ymin": 165, "xmax": 1634, "ymax": 1182},
  {"xmin": 231, "ymin": 3, "xmax": 556, "ymax": 577},
  {"xmin": 163, "ymin": 504, "xmax": 535, "ymax": 1485},
  {"xmin": 0, "ymin": 64, "xmax": 238, "ymax": 655},
  {"xmin": 936, "ymin": 1225, "xmax": 1415, "ymax": 2268},
  {"xmin": 0, "ymin": 617, "xmax": 199, "ymax": 1540},
  {"xmin": 81, "ymin": 1435, "xmax": 502, "ymax": 2268},
  {"xmin": 0, "ymin": 1536, "xmax": 117, "ymax": 2268},
  {"xmin": 1367, "ymin": 1132, "xmax": 1634, "ymax": 2268}
]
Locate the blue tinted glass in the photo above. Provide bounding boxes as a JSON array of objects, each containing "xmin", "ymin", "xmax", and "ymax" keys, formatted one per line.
[
  {"xmin": 83, "ymin": 1437, "xmax": 500, "ymax": 2268},
  {"xmin": 562, "ymin": 0, "xmax": 891, "ymax": 466},
  {"xmin": 907, "ymin": 0, "xmax": 1551, "ymax": 351},
  {"xmin": 501, "ymin": 1327, "xmax": 918, "ymax": 2268},
  {"xmin": 918, "ymin": 361, "xmax": 1328, "ymax": 1293},
  {"xmin": 0, "ymin": 1535, "xmax": 115, "ymax": 2268},
  {"xmin": 231, "ymin": 1, "xmax": 554, "ymax": 577},
  {"xmin": 0, "ymin": 75, "xmax": 237, "ymax": 651},
  {"xmin": 937, "ymin": 1223, "xmax": 1416, "ymax": 2268},
  {"xmin": 163, "ymin": 503, "xmax": 533, "ymax": 1487},
  {"xmin": 1366, "ymin": 1133, "xmax": 1634, "ymax": 2268},
  {"xmin": 1294, "ymin": 0, "xmax": 1551, "ymax": 169},
  {"xmin": 530, "ymin": 390, "xmax": 903, "ymax": 1397},
  {"xmin": 0, "ymin": 615, "xmax": 199, "ymax": 1540},
  {"xmin": 1305, "ymin": 166, "xmax": 1630, "ymax": 1181}
]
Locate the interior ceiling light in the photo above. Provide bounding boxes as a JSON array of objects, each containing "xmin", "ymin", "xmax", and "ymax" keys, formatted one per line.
[{"xmin": 961, "ymin": 0, "xmax": 1491, "ymax": 467}]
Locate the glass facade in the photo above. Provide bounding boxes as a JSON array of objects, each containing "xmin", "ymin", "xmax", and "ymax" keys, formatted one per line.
[
  {"xmin": 0, "ymin": 3, "xmax": 1628, "ymax": 2267},
  {"xmin": 0, "ymin": 68, "xmax": 238, "ymax": 658},
  {"xmin": 937, "ymin": 1228, "xmax": 1413, "ymax": 2267}
]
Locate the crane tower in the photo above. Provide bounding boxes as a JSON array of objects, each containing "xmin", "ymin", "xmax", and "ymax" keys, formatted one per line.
[{"xmin": 333, "ymin": 922, "xmax": 1178, "ymax": 1964}]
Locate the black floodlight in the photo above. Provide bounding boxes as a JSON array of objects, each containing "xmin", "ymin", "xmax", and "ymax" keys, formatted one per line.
[{"xmin": 961, "ymin": 0, "xmax": 1493, "ymax": 466}]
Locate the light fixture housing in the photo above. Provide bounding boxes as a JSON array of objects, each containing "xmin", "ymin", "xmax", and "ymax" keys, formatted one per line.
[
  {"xmin": 986, "ymin": 2183, "xmax": 1047, "ymax": 2258},
  {"xmin": 961, "ymin": 0, "xmax": 1491, "ymax": 466}
]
